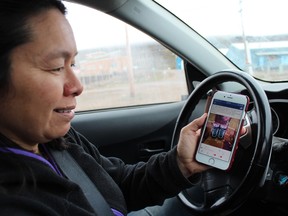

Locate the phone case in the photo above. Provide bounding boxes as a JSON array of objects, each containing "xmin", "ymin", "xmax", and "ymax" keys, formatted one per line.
[{"xmin": 196, "ymin": 91, "xmax": 249, "ymax": 170}]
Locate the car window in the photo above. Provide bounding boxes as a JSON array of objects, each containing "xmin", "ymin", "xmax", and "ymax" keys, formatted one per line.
[
  {"xmin": 64, "ymin": 2, "xmax": 188, "ymax": 112},
  {"xmin": 156, "ymin": 0, "xmax": 288, "ymax": 82}
]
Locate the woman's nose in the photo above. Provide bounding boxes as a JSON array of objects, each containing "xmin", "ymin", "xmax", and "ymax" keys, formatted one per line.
[{"xmin": 64, "ymin": 68, "xmax": 84, "ymax": 97}]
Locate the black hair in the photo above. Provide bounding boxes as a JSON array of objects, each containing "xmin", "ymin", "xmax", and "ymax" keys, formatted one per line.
[{"xmin": 0, "ymin": 0, "xmax": 67, "ymax": 97}]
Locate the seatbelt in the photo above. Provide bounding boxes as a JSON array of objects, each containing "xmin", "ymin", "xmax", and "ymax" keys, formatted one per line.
[{"xmin": 50, "ymin": 149, "xmax": 115, "ymax": 216}]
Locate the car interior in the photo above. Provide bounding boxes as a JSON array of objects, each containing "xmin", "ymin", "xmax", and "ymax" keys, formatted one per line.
[{"xmin": 64, "ymin": 0, "xmax": 288, "ymax": 215}]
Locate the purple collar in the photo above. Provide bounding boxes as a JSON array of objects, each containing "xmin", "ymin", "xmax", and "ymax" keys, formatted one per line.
[
  {"xmin": 0, "ymin": 145, "xmax": 124, "ymax": 216},
  {"xmin": 0, "ymin": 146, "xmax": 62, "ymax": 176}
]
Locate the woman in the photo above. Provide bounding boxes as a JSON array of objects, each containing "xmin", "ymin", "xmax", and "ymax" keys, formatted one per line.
[{"xmin": 0, "ymin": 0, "xmax": 208, "ymax": 215}]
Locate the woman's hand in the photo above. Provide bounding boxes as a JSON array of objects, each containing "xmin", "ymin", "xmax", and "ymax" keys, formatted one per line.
[
  {"xmin": 176, "ymin": 113, "xmax": 247, "ymax": 178},
  {"xmin": 176, "ymin": 113, "xmax": 210, "ymax": 178}
]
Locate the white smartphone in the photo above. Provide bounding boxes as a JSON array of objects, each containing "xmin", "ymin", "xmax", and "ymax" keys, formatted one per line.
[{"xmin": 195, "ymin": 90, "xmax": 249, "ymax": 170}]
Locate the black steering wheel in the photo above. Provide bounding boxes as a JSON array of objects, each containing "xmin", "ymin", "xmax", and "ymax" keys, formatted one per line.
[{"xmin": 171, "ymin": 70, "xmax": 273, "ymax": 215}]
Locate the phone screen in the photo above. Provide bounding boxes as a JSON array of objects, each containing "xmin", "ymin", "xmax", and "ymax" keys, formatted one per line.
[{"xmin": 196, "ymin": 92, "xmax": 247, "ymax": 169}]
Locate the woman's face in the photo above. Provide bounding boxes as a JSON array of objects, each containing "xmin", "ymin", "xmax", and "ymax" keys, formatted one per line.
[{"xmin": 0, "ymin": 9, "xmax": 83, "ymax": 148}]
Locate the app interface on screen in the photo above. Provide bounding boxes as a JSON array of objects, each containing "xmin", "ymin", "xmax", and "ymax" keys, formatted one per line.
[{"xmin": 198, "ymin": 99, "xmax": 245, "ymax": 161}]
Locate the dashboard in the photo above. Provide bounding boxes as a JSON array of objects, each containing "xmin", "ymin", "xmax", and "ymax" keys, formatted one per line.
[
  {"xmin": 241, "ymin": 82, "xmax": 288, "ymax": 139},
  {"xmin": 270, "ymin": 100, "xmax": 288, "ymax": 138}
]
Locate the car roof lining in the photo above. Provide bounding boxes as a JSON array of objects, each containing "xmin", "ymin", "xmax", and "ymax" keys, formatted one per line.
[{"xmin": 64, "ymin": 0, "xmax": 128, "ymax": 13}]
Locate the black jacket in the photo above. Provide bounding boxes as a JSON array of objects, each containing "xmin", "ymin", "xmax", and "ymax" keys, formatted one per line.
[{"xmin": 0, "ymin": 127, "xmax": 192, "ymax": 215}]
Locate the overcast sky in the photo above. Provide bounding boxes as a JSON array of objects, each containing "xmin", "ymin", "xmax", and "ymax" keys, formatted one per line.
[
  {"xmin": 156, "ymin": 0, "xmax": 288, "ymax": 36},
  {"xmin": 64, "ymin": 0, "xmax": 288, "ymax": 50}
]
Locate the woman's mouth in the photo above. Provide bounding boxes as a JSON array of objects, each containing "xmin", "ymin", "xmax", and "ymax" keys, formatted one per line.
[
  {"xmin": 54, "ymin": 107, "xmax": 75, "ymax": 120},
  {"xmin": 55, "ymin": 109, "xmax": 73, "ymax": 113}
]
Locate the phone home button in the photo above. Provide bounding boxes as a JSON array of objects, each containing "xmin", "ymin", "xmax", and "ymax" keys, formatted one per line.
[{"xmin": 208, "ymin": 158, "xmax": 215, "ymax": 165}]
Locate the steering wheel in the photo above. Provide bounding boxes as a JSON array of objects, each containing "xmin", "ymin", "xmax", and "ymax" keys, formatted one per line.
[{"xmin": 171, "ymin": 70, "xmax": 273, "ymax": 215}]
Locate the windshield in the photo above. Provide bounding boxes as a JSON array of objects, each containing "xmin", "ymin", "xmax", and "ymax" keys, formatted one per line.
[{"xmin": 155, "ymin": 0, "xmax": 288, "ymax": 82}]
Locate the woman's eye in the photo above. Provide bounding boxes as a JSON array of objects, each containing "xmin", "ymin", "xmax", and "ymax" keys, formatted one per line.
[
  {"xmin": 49, "ymin": 63, "xmax": 75, "ymax": 72},
  {"xmin": 51, "ymin": 67, "xmax": 64, "ymax": 72}
]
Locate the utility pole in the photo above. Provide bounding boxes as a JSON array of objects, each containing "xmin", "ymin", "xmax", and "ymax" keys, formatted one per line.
[
  {"xmin": 125, "ymin": 24, "xmax": 135, "ymax": 97},
  {"xmin": 239, "ymin": 0, "xmax": 253, "ymax": 74}
]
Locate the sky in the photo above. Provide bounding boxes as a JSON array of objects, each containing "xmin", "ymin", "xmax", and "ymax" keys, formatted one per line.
[
  {"xmin": 64, "ymin": 0, "xmax": 288, "ymax": 50},
  {"xmin": 156, "ymin": 0, "xmax": 288, "ymax": 36},
  {"xmin": 64, "ymin": 2, "xmax": 152, "ymax": 50}
]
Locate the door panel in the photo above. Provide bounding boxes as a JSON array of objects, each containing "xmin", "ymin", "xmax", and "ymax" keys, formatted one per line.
[
  {"xmin": 72, "ymin": 99, "xmax": 207, "ymax": 163},
  {"xmin": 72, "ymin": 102, "xmax": 184, "ymax": 163}
]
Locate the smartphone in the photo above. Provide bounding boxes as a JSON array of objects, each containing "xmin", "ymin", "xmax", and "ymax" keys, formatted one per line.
[{"xmin": 195, "ymin": 90, "xmax": 249, "ymax": 170}]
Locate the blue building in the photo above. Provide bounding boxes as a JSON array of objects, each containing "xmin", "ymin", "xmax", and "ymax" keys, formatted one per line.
[{"xmin": 226, "ymin": 41, "xmax": 288, "ymax": 73}]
